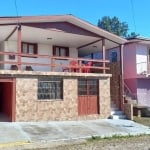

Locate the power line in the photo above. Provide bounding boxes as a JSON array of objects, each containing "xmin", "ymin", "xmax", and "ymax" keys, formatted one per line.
[
  {"xmin": 14, "ymin": 0, "xmax": 20, "ymax": 25},
  {"xmin": 14, "ymin": 0, "xmax": 19, "ymax": 17},
  {"xmin": 130, "ymin": 0, "xmax": 136, "ymax": 32}
]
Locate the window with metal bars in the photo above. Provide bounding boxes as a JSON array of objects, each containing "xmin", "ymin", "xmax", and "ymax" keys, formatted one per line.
[
  {"xmin": 78, "ymin": 79, "xmax": 98, "ymax": 96},
  {"xmin": 38, "ymin": 77, "xmax": 63, "ymax": 100}
]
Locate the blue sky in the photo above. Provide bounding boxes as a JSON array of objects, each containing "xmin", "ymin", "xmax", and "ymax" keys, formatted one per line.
[{"xmin": 0, "ymin": 0, "xmax": 150, "ymax": 37}]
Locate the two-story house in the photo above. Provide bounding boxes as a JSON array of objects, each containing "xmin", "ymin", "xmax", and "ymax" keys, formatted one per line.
[
  {"xmin": 123, "ymin": 37, "xmax": 150, "ymax": 108},
  {"xmin": 0, "ymin": 15, "xmax": 126, "ymax": 122}
]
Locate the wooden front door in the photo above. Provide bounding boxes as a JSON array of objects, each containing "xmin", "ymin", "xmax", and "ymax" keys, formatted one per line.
[{"xmin": 78, "ymin": 79, "xmax": 99, "ymax": 115}]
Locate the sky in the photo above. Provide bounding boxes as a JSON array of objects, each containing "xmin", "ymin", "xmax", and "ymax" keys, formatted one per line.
[{"xmin": 0, "ymin": 0, "xmax": 150, "ymax": 37}]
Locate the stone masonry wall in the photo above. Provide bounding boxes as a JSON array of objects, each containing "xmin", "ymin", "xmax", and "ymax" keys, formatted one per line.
[
  {"xmin": 15, "ymin": 75, "xmax": 111, "ymax": 121},
  {"xmin": 124, "ymin": 103, "xmax": 133, "ymax": 120},
  {"xmin": 108, "ymin": 62, "xmax": 121, "ymax": 109},
  {"xmin": 16, "ymin": 78, "xmax": 78, "ymax": 121},
  {"xmin": 99, "ymin": 77, "xmax": 111, "ymax": 118}
]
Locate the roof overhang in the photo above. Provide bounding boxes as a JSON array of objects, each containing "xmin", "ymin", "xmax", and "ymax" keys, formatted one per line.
[
  {"xmin": 126, "ymin": 37, "xmax": 150, "ymax": 47},
  {"xmin": 0, "ymin": 25, "xmax": 100, "ymax": 47},
  {"xmin": 0, "ymin": 15, "xmax": 127, "ymax": 45}
]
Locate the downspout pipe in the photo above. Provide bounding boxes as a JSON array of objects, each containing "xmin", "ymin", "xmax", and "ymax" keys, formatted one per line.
[{"xmin": 120, "ymin": 44, "xmax": 125, "ymax": 111}]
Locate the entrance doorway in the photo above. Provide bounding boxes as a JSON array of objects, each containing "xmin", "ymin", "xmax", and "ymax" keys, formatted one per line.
[
  {"xmin": 0, "ymin": 78, "xmax": 16, "ymax": 122},
  {"xmin": 78, "ymin": 79, "xmax": 99, "ymax": 115}
]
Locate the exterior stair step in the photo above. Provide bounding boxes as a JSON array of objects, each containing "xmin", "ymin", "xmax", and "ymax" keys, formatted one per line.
[
  {"xmin": 111, "ymin": 110, "xmax": 123, "ymax": 115},
  {"xmin": 110, "ymin": 114, "xmax": 126, "ymax": 119},
  {"xmin": 110, "ymin": 101, "xmax": 127, "ymax": 120}
]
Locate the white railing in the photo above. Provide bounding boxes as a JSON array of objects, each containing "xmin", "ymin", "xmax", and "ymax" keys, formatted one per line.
[
  {"xmin": 136, "ymin": 62, "xmax": 147, "ymax": 75},
  {"xmin": 124, "ymin": 82, "xmax": 137, "ymax": 100}
]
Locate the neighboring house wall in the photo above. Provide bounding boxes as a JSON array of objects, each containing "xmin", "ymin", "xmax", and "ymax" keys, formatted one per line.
[
  {"xmin": 137, "ymin": 79, "xmax": 150, "ymax": 107},
  {"xmin": 123, "ymin": 43, "xmax": 137, "ymax": 79},
  {"xmin": 2, "ymin": 41, "xmax": 78, "ymax": 71},
  {"xmin": 123, "ymin": 43, "xmax": 137, "ymax": 95},
  {"xmin": 136, "ymin": 44, "xmax": 148, "ymax": 74}
]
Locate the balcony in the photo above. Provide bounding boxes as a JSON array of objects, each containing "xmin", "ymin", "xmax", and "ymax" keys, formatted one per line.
[{"xmin": 0, "ymin": 51, "xmax": 110, "ymax": 74}]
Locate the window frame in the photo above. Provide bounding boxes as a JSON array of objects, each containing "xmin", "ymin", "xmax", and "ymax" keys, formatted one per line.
[
  {"xmin": 53, "ymin": 46, "xmax": 69, "ymax": 57},
  {"xmin": 78, "ymin": 79, "xmax": 98, "ymax": 96},
  {"xmin": 21, "ymin": 42, "xmax": 38, "ymax": 57},
  {"xmin": 37, "ymin": 78, "xmax": 63, "ymax": 100}
]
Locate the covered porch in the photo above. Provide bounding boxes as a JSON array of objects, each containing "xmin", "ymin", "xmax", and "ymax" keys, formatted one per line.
[{"xmin": 0, "ymin": 24, "xmax": 125, "ymax": 74}]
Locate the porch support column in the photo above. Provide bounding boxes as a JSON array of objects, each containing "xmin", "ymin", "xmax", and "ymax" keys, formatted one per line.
[
  {"xmin": 120, "ymin": 44, "xmax": 125, "ymax": 111},
  {"xmin": 102, "ymin": 38, "xmax": 106, "ymax": 73},
  {"xmin": 17, "ymin": 25, "xmax": 22, "ymax": 70}
]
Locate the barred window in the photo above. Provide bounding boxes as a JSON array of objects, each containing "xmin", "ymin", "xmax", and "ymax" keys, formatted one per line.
[{"xmin": 38, "ymin": 78, "xmax": 63, "ymax": 100}]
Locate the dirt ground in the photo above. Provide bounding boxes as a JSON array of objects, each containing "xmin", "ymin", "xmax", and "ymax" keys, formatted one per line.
[
  {"xmin": 41, "ymin": 135, "xmax": 150, "ymax": 150},
  {"xmin": 11, "ymin": 135, "xmax": 149, "ymax": 150}
]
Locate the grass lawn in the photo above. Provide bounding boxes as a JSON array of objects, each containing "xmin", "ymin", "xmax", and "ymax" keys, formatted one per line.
[{"xmin": 133, "ymin": 116, "xmax": 150, "ymax": 127}]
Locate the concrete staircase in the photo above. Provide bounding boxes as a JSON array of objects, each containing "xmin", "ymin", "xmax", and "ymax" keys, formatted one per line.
[{"xmin": 110, "ymin": 101, "xmax": 126, "ymax": 119}]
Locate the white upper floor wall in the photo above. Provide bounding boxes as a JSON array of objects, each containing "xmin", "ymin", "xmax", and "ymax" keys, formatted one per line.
[
  {"xmin": 136, "ymin": 44, "xmax": 148, "ymax": 74},
  {"xmin": 123, "ymin": 42, "xmax": 149, "ymax": 79},
  {"xmin": 0, "ymin": 40, "xmax": 78, "ymax": 71}
]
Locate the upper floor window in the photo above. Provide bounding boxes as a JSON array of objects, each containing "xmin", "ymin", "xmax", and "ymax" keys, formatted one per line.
[
  {"xmin": 21, "ymin": 42, "xmax": 38, "ymax": 56},
  {"xmin": 53, "ymin": 46, "xmax": 69, "ymax": 57}
]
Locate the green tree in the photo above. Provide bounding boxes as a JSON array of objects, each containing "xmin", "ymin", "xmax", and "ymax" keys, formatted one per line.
[
  {"xmin": 127, "ymin": 32, "xmax": 139, "ymax": 39},
  {"xmin": 98, "ymin": 16, "xmax": 138, "ymax": 38}
]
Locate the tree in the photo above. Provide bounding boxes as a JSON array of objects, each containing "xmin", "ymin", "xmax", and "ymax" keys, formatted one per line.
[
  {"xmin": 127, "ymin": 32, "xmax": 139, "ymax": 39},
  {"xmin": 98, "ymin": 16, "xmax": 138, "ymax": 38}
]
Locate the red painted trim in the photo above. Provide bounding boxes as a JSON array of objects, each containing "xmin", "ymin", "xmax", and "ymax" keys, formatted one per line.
[
  {"xmin": 0, "ymin": 78, "xmax": 14, "ymax": 82},
  {"xmin": 0, "ymin": 51, "xmax": 110, "ymax": 72},
  {"xmin": 11, "ymin": 78, "xmax": 16, "ymax": 122},
  {"xmin": 102, "ymin": 39, "xmax": 106, "ymax": 73},
  {"xmin": 0, "ymin": 78, "xmax": 16, "ymax": 122}
]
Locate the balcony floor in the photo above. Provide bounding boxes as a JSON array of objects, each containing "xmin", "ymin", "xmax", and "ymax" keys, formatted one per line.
[{"xmin": 0, "ymin": 70, "xmax": 111, "ymax": 78}]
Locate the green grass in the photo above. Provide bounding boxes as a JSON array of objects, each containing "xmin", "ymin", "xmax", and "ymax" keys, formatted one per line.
[
  {"xmin": 133, "ymin": 116, "xmax": 150, "ymax": 127},
  {"xmin": 86, "ymin": 134, "xmax": 145, "ymax": 142}
]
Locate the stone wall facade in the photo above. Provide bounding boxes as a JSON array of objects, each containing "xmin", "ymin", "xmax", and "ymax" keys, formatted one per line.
[
  {"xmin": 108, "ymin": 62, "xmax": 121, "ymax": 109},
  {"xmin": 15, "ymin": 75, "xmax": 111, "ymax": 121},
  {"xmin": 99, "ymin": 77, "xmax": 111, "ymax": 118}
]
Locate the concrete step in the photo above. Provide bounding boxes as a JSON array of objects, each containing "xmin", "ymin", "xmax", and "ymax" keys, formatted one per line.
[
  {"xmin": 111, "ymin": 110, "xmax": 123, "ymax": 115},
  {"xmin": 110, "ymin": 114, "xmax": 126, "ymax": 120},
  {"xmin": 110, "ymin": 101, "xmax": 127, "ymax": 120}
]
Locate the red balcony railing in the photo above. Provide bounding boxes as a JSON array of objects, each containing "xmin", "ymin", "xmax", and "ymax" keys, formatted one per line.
[{"xmin": 0, "ymin": 51, "xmax": 110, "ymax": 73}]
